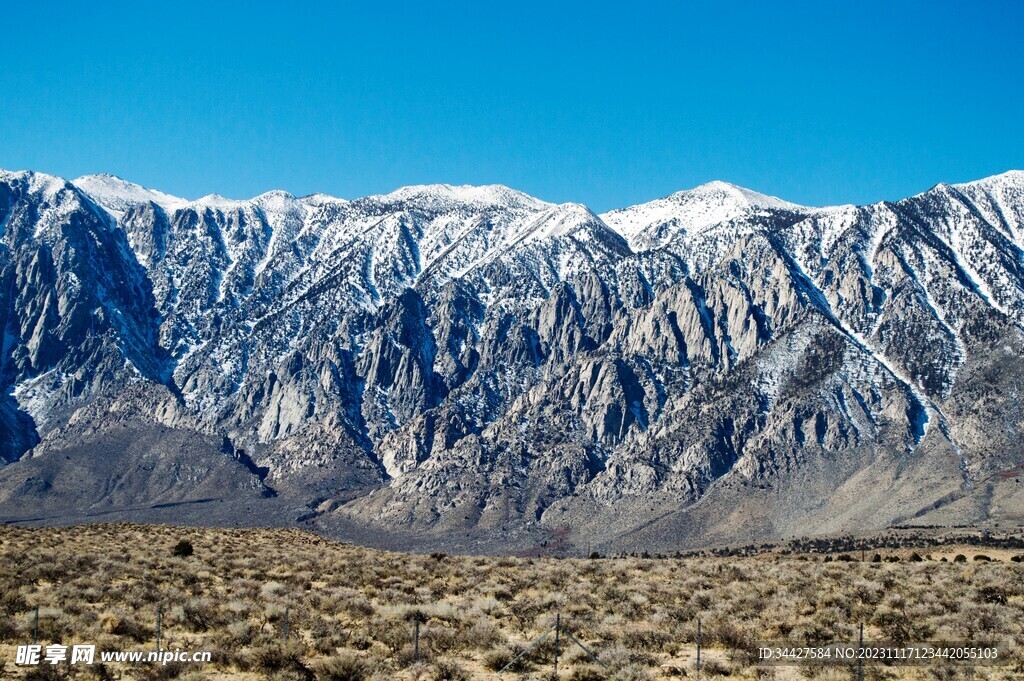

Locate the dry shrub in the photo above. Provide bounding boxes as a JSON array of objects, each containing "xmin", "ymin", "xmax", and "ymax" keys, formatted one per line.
[
  {"xmin": 430, "ymin": 658, "xmax": 470, "ymax": 681},
  {"xmin": 404, "ymin": 661, "xmax": 432, "ymax": 680},
  {"xmin": 98, "ymin": 611, "xmax": 150, "ymax": 642},
  {"xmin": 0, "ymin": 617, "xmax": 18, "ymax": 642},
  {"xmin": 5, "ymin": 524, "xmax": 1024, "ymax": 680},
  {"xmin": 314, "ymin": 652, "xmax": 369, "ymax": 681},
  {"xmin": 708, "ymin": 619, "xmax": 751, "ymax": 650},
  {"xmin": 249, "ymin": 643, "xmax": 314, "ymax": 680},
  {"xmin": 482, "ymin": 645, "xmax": 532, "ymax": 672},
  {"xmin": 700, "ymin": 657, "xmax": 733, "ymax": 677},
  {"xmin": 365, "ymin": 615, "xmax": 410, "ymax": 653},
  {"xmin": 569, "ymin": 664, "xmax": 608, "ymax": 680},
  {"xmin": 612, "ymin": 663, "xmax": 654, "ymax": 681},
  {"xmin": 602, "ymin": 642, "xmax": 657, "ymax": 670},
  {"xmin": 23, "ymin": 665, "xmax": 67, "ymax": 681},
  {"xmin": 136, "ymin": 662, "xmax": 188, "ymax": 680},
  {"xmin": 0, "ymin": 589, "xmax": 28, "ymax": 615},
  {"xmin": 620, "ymin": 623, "xmax": 675, "ymax": 652},
  {"xmin": 464, "ymin": 617, "xmax": 504, "ymax": 650},
  {"xmin": 421, "ymin": 622, "xmax": 465, "ymax": 654},
  {"xmin": 180, "ymin": 597, "xmax": 219, "ymax": 632}
]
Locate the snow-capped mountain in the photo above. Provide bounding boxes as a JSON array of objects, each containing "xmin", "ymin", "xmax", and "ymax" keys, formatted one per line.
[
  {"xmin": 72, "ymin": 173, "xmax": 189, "ymax": 216},
  {"xmin": 1, "ymin": 168, "xmax": 1022, "ymax": 553},
  {"xmin": 600, "ymin": 180, "xmax": 806, "ymax": 251}
]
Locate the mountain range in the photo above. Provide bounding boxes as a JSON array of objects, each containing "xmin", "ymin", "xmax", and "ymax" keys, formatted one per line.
[{"xmin": 1, "ymin": 168, "xmax": 1022, "ymax": 554}]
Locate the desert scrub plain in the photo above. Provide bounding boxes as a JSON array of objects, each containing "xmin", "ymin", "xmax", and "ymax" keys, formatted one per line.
[{"xmin": 0, "ymin": 524, "xmax": 1023, "ymax": 680}]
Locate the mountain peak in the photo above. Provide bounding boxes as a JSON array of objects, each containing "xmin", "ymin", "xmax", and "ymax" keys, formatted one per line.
[
  {"xmin": 73, "ymin": 173, "xmax": 187, "ymax": 215},
  {"xmin": 601, "ymin": 180, "xmax": 806, "ymax": 250},
  {"xmin": 301, "ymin": 192, "xmax": 349, "ymax": 206},
  {"xmin": 374, "ymin": 183, "xmax": 550, "ymax": 211},
  {"xmin": 1, "ymin": 168, "xmax": 74, "ymax": 196},
  {"xmin": 672, "ymin": 180, "xmax": 805, "ymax": 212},
  {"xmin": 191, "ymin": 193, "xmax": 241, "ymax": 210},
  {"xmin": 255, "ymin": 189, "xmax": 296, "ymax": 200},
  {"xmin": 953, "ymin": 169, "xmax": 1024, "ymax": 192},
  {"xmin": 251, "ymin": 190, "xmax": 302, "ymax": 211}
]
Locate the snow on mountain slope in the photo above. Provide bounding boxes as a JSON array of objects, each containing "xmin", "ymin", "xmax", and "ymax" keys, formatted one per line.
[
  {"xmin": 4, "ymin": 168, "xmax": 1024, "ymax": 552},
  {"xmin": 522, "ymin": 203, "xmax": 601, "ymax": 241},
  {"xmin": 900, "ymin": 179, "xmax": 1024, "ymax": 325},
  {"xmin": 0, "ymin": 170, "xmax": 169, "ymax": 432},
  {"xmin": 376, "ymin": 183, "xmax": 549, "ymax": 211},
  {"xmin": 296, "ymin": 184, "xmax": 561, "ymax": 292},
  {"xmin": 2, "ymin": 170, "xmax": 105, "ymax": 241},
  {"xmin": 72, "ymin": 173, "xmax": 188, "ymax": 216},
  {"xmin": 954, "ymin": 172, "xmax": 1024, "ymax": 248},
  {"xmin": 437, "ymin": 202, "xmax": 632, "ymax": 310},
  {"xmin": 600, "ymin": 180, "xmax": 807, "ymax": 251}
]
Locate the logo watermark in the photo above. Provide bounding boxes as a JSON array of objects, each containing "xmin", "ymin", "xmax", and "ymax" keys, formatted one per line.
[
  {"xmin": 16, "ymin": 644, "xmax": 212, "ymax": 667},
  {"xmin": 752, "ymin": 641, "xmax": 1010, "ymax": 666}
]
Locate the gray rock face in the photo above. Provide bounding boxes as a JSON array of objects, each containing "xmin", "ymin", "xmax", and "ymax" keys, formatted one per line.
[{"xmin": 1, "ymin": 169, "xmax": 1023, "ymax": 552}]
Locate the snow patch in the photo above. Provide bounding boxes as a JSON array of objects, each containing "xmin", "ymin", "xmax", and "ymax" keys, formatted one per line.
[{"xmin": 73, "ymin": 173, "xmax": 188, "ymax": 216}]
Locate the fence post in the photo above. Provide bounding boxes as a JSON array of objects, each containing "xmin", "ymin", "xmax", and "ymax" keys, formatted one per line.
[
  {"xmin": 34, "ymin": 605, "xmax": 39, "ymax": 644},
  {"xmin": 696, "ymin": 617, "xmax": 702, "ymax": 680},
  {"xmin": 283, "ymin": 607, "xmax": 289, "ymax": 644},
  {"xmin": 856, "ymin": 622, "xmax": 863, "ymax": 681},
  {"xmin": 554, "ymin": 612, "xmax": 561, "ymax": 674},
  {"xmin": 156, "ymin": 605, "xmax": 162, "ymax": 653},
  {"xmin": 414, "ymin": 619, "xmax": 420, "ymax": 661}
]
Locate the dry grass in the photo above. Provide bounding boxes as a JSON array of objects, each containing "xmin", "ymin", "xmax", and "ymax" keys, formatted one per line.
[{"xmin": 0, "ymin": 524, "xmax": 1022, "ymax": 680}]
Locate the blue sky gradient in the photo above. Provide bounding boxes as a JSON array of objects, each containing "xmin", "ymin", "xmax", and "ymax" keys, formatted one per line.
[{"xmin": 2, "ymin": 1, "xmax": 1022, "ymax": 211}]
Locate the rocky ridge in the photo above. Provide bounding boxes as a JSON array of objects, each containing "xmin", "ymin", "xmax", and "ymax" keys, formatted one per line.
[{"xmin": 1, "ymin": 168, "xmax": 1022, "ymax": 553}]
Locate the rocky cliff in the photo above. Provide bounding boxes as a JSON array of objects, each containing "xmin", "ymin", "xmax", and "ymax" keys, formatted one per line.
[{"xmin": 1, "ymin": 169, "xmax": 1022, "ymax": 553}]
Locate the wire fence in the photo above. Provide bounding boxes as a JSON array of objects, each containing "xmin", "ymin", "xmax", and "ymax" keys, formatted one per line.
[{"xmin": 17, "ymin": 601, "xmax": 995, "ymax": 680}]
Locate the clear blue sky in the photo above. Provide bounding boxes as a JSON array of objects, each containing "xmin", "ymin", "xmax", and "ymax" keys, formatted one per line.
[{"xmin": 2, "ymin": 1, "xmax": 1022, "ymax": 211}]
